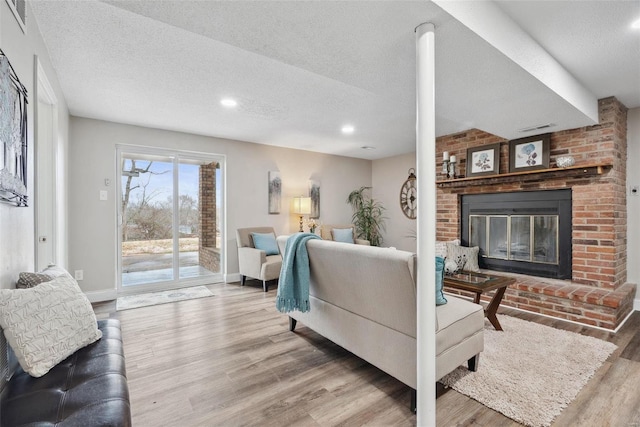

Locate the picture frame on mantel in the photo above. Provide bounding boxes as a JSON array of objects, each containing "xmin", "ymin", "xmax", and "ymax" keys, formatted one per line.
[
  {"xmin": 466, "ymin": 143, "xmax": 501, "ymax": 177},
  {"xmin": 508, "ymin": 134, "xmax": 550, "ymax": 172}
]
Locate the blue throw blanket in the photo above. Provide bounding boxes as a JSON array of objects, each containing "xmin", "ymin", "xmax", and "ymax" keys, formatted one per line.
[{"xmin": 275, "ymin": 233, "xmax": 321, "ymax": 313}]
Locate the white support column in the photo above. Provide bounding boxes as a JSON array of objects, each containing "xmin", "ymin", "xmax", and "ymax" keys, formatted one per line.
[{"xmin": 415, "ymin": 22, "xmax": 437, "ymax": 427}]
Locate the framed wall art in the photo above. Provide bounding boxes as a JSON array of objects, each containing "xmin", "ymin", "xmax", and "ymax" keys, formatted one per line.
[
  {"xmin": 508, "ymin": 134, "xmax": 550, "ymax": 172},
  {"xmin": 268, "ymin": 171, "xmax": 281, "ymax": 214},
  {"xmin": 308, "ymin": 179, "xmax": 320, "ymax": 219},
  {"xmin": 0, "ymin": 49, "xmax": 29, "ymax": 206},
  {"xmin": 6, "ymin": 0, "xmax": 27, "ymax": 34},
  {"xmin": 466, "ymin": 143, "xmax": 501, "ymax": 177}
]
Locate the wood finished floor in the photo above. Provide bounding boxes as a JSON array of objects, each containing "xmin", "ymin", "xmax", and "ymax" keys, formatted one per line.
[{"xmin": 93, "ymin": 280, "xmax": 640, "ymax": 426}]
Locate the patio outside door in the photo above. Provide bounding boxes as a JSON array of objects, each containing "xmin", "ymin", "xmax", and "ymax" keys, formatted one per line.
[{"xmin": 117, "ymin": 147, "xmax": 223, "ymax": 294}]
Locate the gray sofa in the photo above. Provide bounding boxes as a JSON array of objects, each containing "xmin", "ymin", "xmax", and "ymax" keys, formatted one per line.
[{"xmin": 276, "ymin": 236, "xmax": 484, "ymax": 407}]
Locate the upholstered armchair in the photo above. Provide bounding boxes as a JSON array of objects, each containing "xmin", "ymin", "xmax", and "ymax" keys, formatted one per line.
[
  {"xmin": 319, "ymin": 224, "xmax": 370, "ymax": 245},
  {"xmin": 236, "ymin": 227, "xmax": 282, "ymax": 292}
]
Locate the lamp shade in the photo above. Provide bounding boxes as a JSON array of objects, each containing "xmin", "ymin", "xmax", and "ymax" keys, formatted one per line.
[{"xmin": 292, "ymin": 197, "xmax": 312, "ymax": 215}]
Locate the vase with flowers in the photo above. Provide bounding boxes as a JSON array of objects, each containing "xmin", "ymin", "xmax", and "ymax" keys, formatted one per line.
[{"xmin": 307, "ymin": 219, "xmax": 319, "ymax": 234}]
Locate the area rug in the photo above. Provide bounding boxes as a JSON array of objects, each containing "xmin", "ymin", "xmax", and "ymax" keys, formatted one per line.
[
  {"xmin": 440, "ymin": 315, "xmax": 617, "ymax": 427},
  {"xmin": 116, "ymin": 286, "xmax": 213, "ymax": 311}
]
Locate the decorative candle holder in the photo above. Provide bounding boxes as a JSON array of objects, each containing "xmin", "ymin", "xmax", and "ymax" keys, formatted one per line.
[
  {"xmin": 448, "ymin": 155, "xmax": 457, "ymax": 179},
  {"xmin": 448, "ymin": 161, "xmax": 457, "ymax": 179},
  {"xmin": 442, "ymin": 159, "xmax": 450, "ymax": 177},
  {"xmin": 442, "ymin": 151, "xmax": 450, "ymax": 178}
]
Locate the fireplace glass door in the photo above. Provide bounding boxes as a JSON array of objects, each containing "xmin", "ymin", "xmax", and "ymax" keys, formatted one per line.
[{"xmin": 470, "ymin": 214, "xmax": 558, "ymax": 265}]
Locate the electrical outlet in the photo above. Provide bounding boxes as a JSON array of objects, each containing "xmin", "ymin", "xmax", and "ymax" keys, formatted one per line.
[
  {"xmin": 74, "ymin": 270, "xmax": 84, "ymax": 281},
  {"xmin": 100, "ymin": 190, "xmax": 108, "ymax": 201}
]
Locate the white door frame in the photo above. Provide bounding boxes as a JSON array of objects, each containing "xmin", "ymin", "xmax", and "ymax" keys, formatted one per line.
[{"xmin": 34, "ymin": 56, "xmax": 60, "ymax": 270}]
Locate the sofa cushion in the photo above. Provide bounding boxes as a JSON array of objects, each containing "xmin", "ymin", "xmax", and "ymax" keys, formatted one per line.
[
  {"xmin": 251, "ymin": 232, "xmax": 279, "ymax": 255},
  {"xmin": 262, "ymin": 254, "xmax": 283, "ymax": 280},
  {"xmin": 444, "ymin": 259, "xmax": 459, "ymax": 274},
  {"xmin": 16, "ymin": 272, "xmax": 54, "ymax": 289},
  {"xmin": 435, "ymin": 239, "xmax": 460, "ymax": 258},
  {"xmin": 332, "ymin": 228, "xmax": 355, "ymax": 244},
  {"xmin": 435, "ymin": 256, "xmax": 447, "ymax": 305},
  {"xmin": 446, "ymin": 243, "xmax": 480, "ymax": 272},
  {"xmin": 0, "ymin": 275, "xmax": 102, "ymax": 377},
  {"xmin": 41, "ymin": 265, "xmax": 75, "ymax": 278},
  {"xmin": 435, "ymin": 296, "xmax": 484, "ymax": 357}
]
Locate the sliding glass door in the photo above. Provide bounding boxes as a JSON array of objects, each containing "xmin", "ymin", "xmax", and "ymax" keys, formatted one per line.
[{"xmin": 117, "ymin": 147, "xmax": 224, "ymax": 294}]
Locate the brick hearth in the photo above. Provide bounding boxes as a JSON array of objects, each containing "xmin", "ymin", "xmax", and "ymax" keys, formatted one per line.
[{"xmin": 436, "ymin": 97, "xmax": 636, "ymax": 330}]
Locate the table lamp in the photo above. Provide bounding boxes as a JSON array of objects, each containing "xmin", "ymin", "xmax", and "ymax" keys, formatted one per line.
[{"xmin": 292, "ymin": 196, "xmax": 312, "ymax": 232}]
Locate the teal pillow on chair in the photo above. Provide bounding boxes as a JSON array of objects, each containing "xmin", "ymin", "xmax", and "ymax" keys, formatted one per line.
[
  {"xmin": 251, "ymin": 232, "xmax": 279, "ymax": 255},
  {"xmin": 436, "ymin": 256, "xmax": 447, "ymax": 305},
  {"xmin": 332, "ymin": 228, "xmax": 355, "ymax": 244}
]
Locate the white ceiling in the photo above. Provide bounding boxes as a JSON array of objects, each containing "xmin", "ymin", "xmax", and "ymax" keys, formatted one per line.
[{"xmin": 30, "ymin": 0, "xmax": 640, "ymax": 160}]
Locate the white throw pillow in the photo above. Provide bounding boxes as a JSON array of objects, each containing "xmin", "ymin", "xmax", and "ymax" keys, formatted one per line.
[
  {"xmin": 444, "ymin": 259, "xmax": 460, "ymax": 274},
  {"xmin": 41, "ymin": 265, "xmax": 74, "ymax": 279},
  {"xmin": 445, "ymin": 243, "xmax": 480, "ymax": 272},
  {"xmin": 0, "ymin": 275, "xmax": 102, "ymax": 377},
  {"xmin": 435, "ymin": 239, "xmax": 460, "ymax": 258}
]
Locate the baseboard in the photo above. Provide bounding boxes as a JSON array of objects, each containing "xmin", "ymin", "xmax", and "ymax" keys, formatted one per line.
[
  {"xmin": 84, "ymin": 289, "xmax": 117, "ymax": 303},
  {"xmin": 225, "ymin": 273, "xmax": 241, "ymax": 284}
]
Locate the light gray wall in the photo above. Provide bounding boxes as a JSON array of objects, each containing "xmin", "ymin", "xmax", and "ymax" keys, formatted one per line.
[
  {"xmin": 68, "ymin": 117, "xmax": 371, "ymax": 298},
  {"xmin": 372, "ymin": 152, "xmax": 417, "ymax": 252},
  {"xmin": 627, "ymin": 107, "xmax": 640, "ymax": 306},
  {"xmin": 0, "ymin": 2, "xmax": 69, "ymax": 289}
]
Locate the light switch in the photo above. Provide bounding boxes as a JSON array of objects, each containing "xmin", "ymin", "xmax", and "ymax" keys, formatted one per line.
[{"xmin": 100, "ymin": 190, "xmax": 108, "ymax": 201}]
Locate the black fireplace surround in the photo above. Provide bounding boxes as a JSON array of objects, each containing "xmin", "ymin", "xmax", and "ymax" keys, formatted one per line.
[{"xmin": 461, "ymin": 189, "xmax": 572, "ymax": 279}]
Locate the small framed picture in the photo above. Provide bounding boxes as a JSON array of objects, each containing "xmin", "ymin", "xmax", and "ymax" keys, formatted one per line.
[
  {"xmin": 466, "ymin": 143, "xmax": 501, "ymax": 177},
  {"xmin": 508, "ymin": 134, "xmax": 550, "ymax": 172}
]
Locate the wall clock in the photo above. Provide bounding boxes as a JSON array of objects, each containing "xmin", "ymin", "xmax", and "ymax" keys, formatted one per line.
[{"xmin": 400, "ymin": 168, "xmax": 417, "ymax": 219}]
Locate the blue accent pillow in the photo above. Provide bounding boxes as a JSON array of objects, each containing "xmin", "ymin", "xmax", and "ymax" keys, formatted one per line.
[
  {"xmin": 436, "ymin": 256, "xmax": 447, "ymax": 305},
  {"xmin": 251, "ymin": 232, "xmax": 279, "ymax": 255},
  {"xmin": 332, "ymin": 228, "xmax": 354, "ymax": 244}
]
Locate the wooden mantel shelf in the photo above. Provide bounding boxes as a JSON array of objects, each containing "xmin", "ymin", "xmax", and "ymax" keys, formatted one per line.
[{"xmin": 436, "ymin": 162, "xmax": 612, "ymax": 188}]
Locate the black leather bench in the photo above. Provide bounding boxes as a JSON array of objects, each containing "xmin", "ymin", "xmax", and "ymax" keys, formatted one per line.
[{"xmin": 1, "ymin": 318, "xmax": 131, "ymax": 427}]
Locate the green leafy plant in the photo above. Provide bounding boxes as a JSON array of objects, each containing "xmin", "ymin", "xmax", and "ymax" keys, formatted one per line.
[{"xmin": 346, "ymin": 186, "xmax": 386, "ymax": 246}]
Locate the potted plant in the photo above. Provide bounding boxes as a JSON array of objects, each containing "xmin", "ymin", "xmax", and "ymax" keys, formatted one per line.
[{"xmin": 347, "ymin": 186, "xmax": 386, "ymax": 246}]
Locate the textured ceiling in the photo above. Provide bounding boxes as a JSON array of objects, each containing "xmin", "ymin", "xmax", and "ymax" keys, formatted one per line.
[
  {"xmin": 496, "ymin": 0, "xmax": 640, "ymax": 110},
  {"xmin": 30, "ymin": 1, "xmax": 640, "ymax": 160}
]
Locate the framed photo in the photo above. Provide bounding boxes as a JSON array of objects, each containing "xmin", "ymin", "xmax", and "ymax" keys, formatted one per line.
[
  {"xmin": 508, "ymin": 134, "xmax": 550, "ymax": 172},
  {"xmin": 466, "ymin": 143, "xmax": 501, "ymax": 177}
]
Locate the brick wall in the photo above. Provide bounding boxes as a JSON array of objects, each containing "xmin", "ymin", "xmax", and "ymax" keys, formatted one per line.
[
  {"xmin": 199, "ymin": 162, "xmax": 219, "ymax": 272},
  {"xmin": 436, "ymin": 98, "xmax": 636, "ymax": 329}
]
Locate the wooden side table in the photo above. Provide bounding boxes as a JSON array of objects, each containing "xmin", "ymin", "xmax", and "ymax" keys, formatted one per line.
[{"xmin": 443, "ymin": 271, "xmax": 515, "ymax": 331}]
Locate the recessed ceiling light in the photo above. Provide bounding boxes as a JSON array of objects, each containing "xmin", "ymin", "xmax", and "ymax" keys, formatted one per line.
[
  {"xmin": 341, "ymin": 125, "xmax": 355, "ymax": 134},
  {"xmin": 220, "ymin": 98, "xmax": 237, "ymax": 107},
  {"xmin": 361, "ymin": 146, "xmax": 376, "ymax": 150},
  {"xmin": 632, "ymin": 18, "xmax": 640, "ymax": 29}
]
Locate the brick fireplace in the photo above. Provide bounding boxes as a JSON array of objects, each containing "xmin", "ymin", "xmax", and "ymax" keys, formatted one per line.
[{"xmin": 436, "ymin": 97, "xmax": 636, "ymax": 330}]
